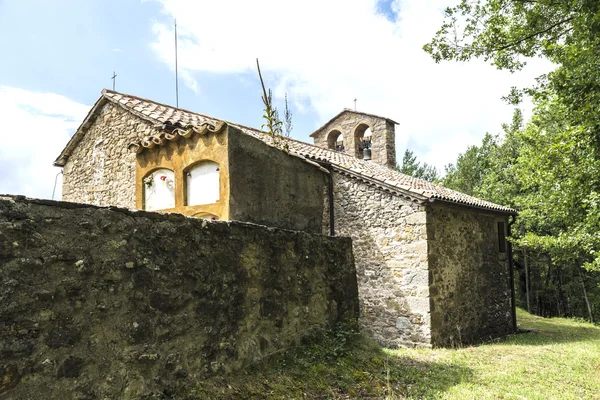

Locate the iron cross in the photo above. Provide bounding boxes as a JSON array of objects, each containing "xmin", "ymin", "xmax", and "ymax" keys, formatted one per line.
[{"xmin": 111, "ymin": 71, "xmax": 117, "ymax": 91}]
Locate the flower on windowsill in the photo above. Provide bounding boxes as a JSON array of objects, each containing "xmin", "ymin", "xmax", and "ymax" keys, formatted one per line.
[
  {"xmin": 160, "ymin": 175, "xmax": 167, "ymax": 181},
  {"xmin": 143, "ymin": 174, "xmax": 154, "ymax": 188}
]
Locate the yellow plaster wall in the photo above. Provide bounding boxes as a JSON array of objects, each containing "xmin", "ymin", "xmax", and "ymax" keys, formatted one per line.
[{"xmin": 135, "ymin": 129, "xmax": 230, "ymax": 219}]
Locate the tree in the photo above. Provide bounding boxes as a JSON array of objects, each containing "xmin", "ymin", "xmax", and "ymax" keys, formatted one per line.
[
  {"xmin": 426, "ymin": 0, "xmax": 600, "ymax": 323},
  {"xmin": 424, "ymin": 0, "xmax": 600, "ymax": 145},
  {"xmin": 443, "ymin": 133, "xmax": 496, "ymax": 196},
  {"xmin": 397, "ymin": 150, "xmax": 439, "ymax": 182},
  {"xmin": 442, "ymin": 103, "xmax": 600, "ymax": 322}
]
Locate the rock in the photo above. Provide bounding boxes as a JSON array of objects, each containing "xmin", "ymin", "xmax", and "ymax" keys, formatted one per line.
[
  {"xmin": 396, "ymin": 317, "xmax": 412, "ymax": 331},
  {"xmin": 57, "ymin": 356, "xmax": 85, "ymax": 378}
]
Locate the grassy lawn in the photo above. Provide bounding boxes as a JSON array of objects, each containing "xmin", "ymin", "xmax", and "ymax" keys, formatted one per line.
[{"xmin": 193, "ymin": 309, "xmax": 600, "ymax": 399}]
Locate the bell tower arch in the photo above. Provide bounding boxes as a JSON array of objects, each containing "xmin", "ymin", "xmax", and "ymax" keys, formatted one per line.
[{"xmin": 310, "ymin": 109, "xmax": 397, "ymax": 168}]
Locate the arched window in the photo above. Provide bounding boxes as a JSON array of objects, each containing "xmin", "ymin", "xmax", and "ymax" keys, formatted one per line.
[
  {"xmin": 327, "ymin": 130, "xmax": 345, "ymax": 152},
  {"xmin": 186, "ymin": 160, "xmax": 220, "ymax": 206},
  {"xmin": 143, "ymin": 168, "xmax": 175, "ymax": 211},
  {"xmin": 354, "ymin": 124, "xmax": 372, "ymax": 158}
]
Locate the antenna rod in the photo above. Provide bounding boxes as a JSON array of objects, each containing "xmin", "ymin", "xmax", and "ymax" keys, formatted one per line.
[{"xmin": 175, "ymin": 19, "xmax": 179, "ymax": 108}]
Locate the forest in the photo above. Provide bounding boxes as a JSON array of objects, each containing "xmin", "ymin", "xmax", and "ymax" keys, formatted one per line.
[{"xmin": 412, "ymin": 0, "xmax": 600, "ymax": 323}]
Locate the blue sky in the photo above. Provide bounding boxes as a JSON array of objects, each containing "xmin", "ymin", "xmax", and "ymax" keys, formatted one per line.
[{"xmin": 0, "ymin": 0, "xmax": 551, "ymax": 199}]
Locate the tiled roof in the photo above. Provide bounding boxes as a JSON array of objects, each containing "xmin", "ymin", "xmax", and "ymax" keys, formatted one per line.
[{"xmin": 58, "ymin": 89, "xmax": 516, "ymax": 214}]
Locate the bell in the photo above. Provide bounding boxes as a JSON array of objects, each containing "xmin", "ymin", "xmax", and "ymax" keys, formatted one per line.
[{"xmin": 363, "ymin": 148, "xmax": 372, "ymax": 160}]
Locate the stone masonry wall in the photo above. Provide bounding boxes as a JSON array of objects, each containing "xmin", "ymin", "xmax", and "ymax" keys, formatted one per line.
[
  {"xmin": 323, "ymin": 172, "xmax": 430, "ymax": 347},
  {"xmin": 62, "ymin": 102, "xmax": 158, "ymax": 208},
  {"xmin": 228, "ymin": 129, "xmax": 327, "ymax": 234},
  {"xmin": 427, "ymin": 202, "xmax": 513, "ymax": 347},
  {"xmin": 0, "ymin": 195, "xmax": 358, "ymax": 399}
]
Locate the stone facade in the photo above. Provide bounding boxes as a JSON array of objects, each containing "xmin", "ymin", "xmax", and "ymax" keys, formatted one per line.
[
  {"xmin": 323, "ymin": 172, "xmax": 431, "ymax": 347},
  {"xmin": 427, "ymin": 202, "xmax": 513, "ymax": 346},
  {"xmin": 62, "ymin": 102, "xmax": 159, "ymax": 208},
  {"xmin": 0, "ymin": 195, "xmax": 358, "ymax": 398},
  {"xmin": 311, "ymin": 111, "xmax": 396, "ymax": 168},
  {"xmin": 62, "ymin": 104, "xmax": 327, "ymax": 234}
]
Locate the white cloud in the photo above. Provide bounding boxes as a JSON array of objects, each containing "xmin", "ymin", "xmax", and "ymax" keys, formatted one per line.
[
  {"xmin": 150, "ymin": 0, "xmax": 553, "ymax": 171},
  {"xmin": 0, "ymin": 87, "xmax": 89, "ymax": 199}
]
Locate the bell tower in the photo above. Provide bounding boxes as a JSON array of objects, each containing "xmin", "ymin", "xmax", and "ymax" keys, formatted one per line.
[{"xmin": 310, "ymin": 109, "xmax": 397, "ymax": 168}]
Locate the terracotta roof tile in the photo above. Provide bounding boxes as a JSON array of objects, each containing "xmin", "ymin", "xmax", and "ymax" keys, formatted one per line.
[{"xmin": 98, "ymin": 89, "xmax": 516, "ymax": 214}]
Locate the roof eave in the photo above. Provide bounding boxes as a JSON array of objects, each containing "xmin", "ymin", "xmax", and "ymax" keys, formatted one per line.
[
  {"xmin": 53, "ymin": 91, "xmax": 109, "ymax": 167},
  {"xmin": 429, "ymin": 196, "xmax": 517, "ymax": 216}
]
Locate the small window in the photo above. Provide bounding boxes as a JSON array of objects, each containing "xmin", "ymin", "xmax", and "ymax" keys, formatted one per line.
[
  {"xmin": 143, "ymin": 168, "xmax": 175, "ymax": 211},
  {"xmin": 186, "ymin": 161, "xmax": 220, "ymax": 206},
  {"xmin": 497, "ymin": 222, "xmax": 507, "ymax": 253}
]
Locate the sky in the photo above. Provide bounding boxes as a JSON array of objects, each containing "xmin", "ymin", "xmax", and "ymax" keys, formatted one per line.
[{"xmin": 0, "ymin": 0, "xmax": 553, "ymax": 200}]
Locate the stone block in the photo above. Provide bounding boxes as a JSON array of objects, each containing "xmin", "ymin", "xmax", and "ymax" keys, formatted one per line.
[
  {"xmin": 405, "ymin": 211, "xmax": 427, "ymax": 225},
  {"xmin": 405, "ymin": 240, "xmax": 428, "ymax": 256},
  {"xmin": 406, "ymin": 296, "xmax": 430, "ymax": 315},
  {"xmin": 395, "ymin": 316, "xmax": 412, "ymax": 331}
]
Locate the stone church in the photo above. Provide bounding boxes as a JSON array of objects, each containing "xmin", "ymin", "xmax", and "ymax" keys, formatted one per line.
[{"xmin": 54, "ymin": 89, "xmax": 517, "ymax": 347}]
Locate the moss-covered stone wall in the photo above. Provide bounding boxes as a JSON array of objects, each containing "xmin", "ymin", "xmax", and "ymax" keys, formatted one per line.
[
  {"xmin": 427, "ymin": 202, "xmax": 513, "ymax": 347},
  {"xmin": 0, "ymin": 195, "xmax": 358, "ymax": 399},
  {"xmin": 228, "ymin": 129, "xmax": 327, "ymax": 234}
]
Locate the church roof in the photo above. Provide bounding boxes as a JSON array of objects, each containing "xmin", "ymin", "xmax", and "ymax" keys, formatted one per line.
[{"xmin": 55, "ymin": 89, "xmax": 516, "ymax": 215}]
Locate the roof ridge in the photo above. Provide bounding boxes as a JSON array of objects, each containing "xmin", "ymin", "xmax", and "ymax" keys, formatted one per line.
[{"xmin": 102, "ymin": 88, "xmax": 266, "ymax": 135}]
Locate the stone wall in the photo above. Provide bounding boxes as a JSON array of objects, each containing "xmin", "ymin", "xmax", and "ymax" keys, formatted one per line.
[
  {"xmin": 62, "ymin": 102, "xmax": 158, "ymax": 208},
  {"xmin": 323, "ymin": 172, "xmax": 431, "ymax": 347},
  {"xmin": 0, "ymin": 195, "xmax": 358, "ymax": 399},
  {"xmin": 427, "ymin": 202, "xmax": 513, "ymax": 346},
  {"xmin": 312, "ymin": 112, "xmax": 396, "ymax": 168},
  {"xmin": 228, "ymin": 129, "xmax": 327, "ymax": 234}
]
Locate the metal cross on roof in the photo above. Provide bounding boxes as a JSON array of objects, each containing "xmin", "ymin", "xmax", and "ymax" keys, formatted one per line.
[
  {"xmin": 354, "ymin": 98, "xmax": 357, "ymax": 111},
  {"xmin": 111, "ymin": 71, "xmax": 117, "ymax": 91}
]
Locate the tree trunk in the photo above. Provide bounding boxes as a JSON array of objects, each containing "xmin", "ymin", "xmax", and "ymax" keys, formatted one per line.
[
  {"xmin": 523, "ymin": 248, "xmax": 531, "ymax": 313},
  {"xmin": 577, "ymin": 266, "xmax": 594, "ymax": 324},
  {"xmin": 557, "ymin": 264, "xmax": 565, "ymax": 317}
]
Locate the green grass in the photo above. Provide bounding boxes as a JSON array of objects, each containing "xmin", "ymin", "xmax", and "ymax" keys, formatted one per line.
[{"xmin": 192, "ymin": 309, "xmax": 600, "ymax": 399}]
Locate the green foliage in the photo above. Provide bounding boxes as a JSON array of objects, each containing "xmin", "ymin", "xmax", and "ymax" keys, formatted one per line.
[
  {"xmin": 190, "ymin": 311, "xmax": 600, "ymax": 399},
  {"xmin": 442, "ymin": 104, "xmax": 600, "ymax": 322},
  {"xmin": 428, "ymin": 0, "xmax": 600, "ymax": 323},
  {"xmin": 283, "ymin": 93, "xmax": 293, "ymax": 138},
  {"xmin": 424, "ymin": 0, "xmax": 600, "ymax": 151},
  {"xmin": 256, "ymin": 58, "xmax": 289, "ymax": 152},
  {"xmin": 396, "ymin": 149, "xmax": 439, "ymax": 182}
]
